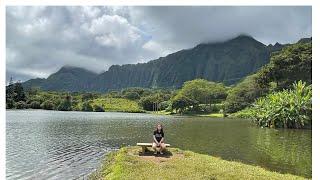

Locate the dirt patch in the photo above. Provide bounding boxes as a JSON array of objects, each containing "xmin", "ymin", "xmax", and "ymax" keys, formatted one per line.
[
  {"xmin": 128, "ymin": 147, "xmax": 184, "ymax": 163},
  {"xmin": 138, "ymin": 153, "xmax": 184, "ymax": 163}
]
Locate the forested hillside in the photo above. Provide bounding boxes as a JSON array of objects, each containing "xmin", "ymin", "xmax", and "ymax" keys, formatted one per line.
[{"xmin": 22, "ymin": 35, "xmax": 288, "ymax": 92}]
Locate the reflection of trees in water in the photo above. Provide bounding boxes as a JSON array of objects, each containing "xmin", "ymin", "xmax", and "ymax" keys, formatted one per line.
[
  {"xmin": 9, "ymin": 111, "xmax": 311, "ymax": 178},
  {"xmin": 167, "ymin": 118, "xmax": 254, "ymax": 160},
  {"xmin": 255, "ymin": 128, "xmax": 311, "ymax": 177}
]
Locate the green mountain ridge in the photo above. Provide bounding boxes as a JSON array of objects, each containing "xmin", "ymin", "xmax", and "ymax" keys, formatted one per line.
[{"xmin": 22, "ymin": 35, "xmax": 310, "ymax": 92}]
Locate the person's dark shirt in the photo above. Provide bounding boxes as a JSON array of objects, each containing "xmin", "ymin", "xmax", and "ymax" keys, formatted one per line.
[{"xmin": 153, "ymin": 130, "xmax": 164, "ymax": 143}]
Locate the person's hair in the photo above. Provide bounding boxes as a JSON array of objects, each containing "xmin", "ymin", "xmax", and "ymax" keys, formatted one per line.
[{"xmin": 155, "ymin": 123, "xmax": 164, "ymax": 132}]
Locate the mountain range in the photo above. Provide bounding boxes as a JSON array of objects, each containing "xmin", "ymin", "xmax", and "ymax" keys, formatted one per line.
[{"xmin": 22, "ymin": 35, "xmax": 310, "ymax": 92}]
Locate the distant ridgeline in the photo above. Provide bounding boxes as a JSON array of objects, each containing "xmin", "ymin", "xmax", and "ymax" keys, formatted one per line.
[{"xmin": 22, "ymin": 35, "xmax": 311, "ymax": 92}]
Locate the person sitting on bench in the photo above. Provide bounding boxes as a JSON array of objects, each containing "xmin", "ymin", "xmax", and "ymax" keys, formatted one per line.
[{"xmin": 152, "ymin": 123, "xmax": 166, "ymax": 155}]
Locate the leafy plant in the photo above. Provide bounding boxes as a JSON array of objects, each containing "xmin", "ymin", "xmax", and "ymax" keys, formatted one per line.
[{"xmin": 249, "ymin": 81, "xmax": 311, "ymax": 128}]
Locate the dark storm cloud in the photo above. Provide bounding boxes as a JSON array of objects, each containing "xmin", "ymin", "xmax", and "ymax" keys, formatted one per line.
[{"xmin": 6, "ymin": 6, "xmax": 311, "ymax": 82}]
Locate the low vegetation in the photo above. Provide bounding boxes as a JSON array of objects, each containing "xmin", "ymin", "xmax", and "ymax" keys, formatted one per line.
[
  {"xmin": 90, "ymin": 146, "xmax": 305, "ymax": 180},
  {"xmin": 236, "ymin": 81, "xmax": 311, "ymax": 129}
]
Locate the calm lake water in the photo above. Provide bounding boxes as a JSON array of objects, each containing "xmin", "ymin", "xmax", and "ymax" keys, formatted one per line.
[{"xmin": 6, "ymin": 110, "xmax": 311, "ymax": 179}]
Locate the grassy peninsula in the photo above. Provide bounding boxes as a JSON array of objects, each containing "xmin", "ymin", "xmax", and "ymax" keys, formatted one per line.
[{"xmin": 90, "ymin": 146, "xmax": 305, "ymax": 180}]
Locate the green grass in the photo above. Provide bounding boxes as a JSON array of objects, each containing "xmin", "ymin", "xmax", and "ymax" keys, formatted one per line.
[
  {"xmin": 147, "ymin": 110, "xmax": 173, "ymax": 115},
  {"xmin": 91, "ymin": 98, "xmax": 144, "ymax": 113},
  {"xmin": 90, "ymin": 146, "xmax": 305, "ymax": 180},
  {"xmin": 198, "ymin": 113, "xmax": 224, "ymax": 118}
]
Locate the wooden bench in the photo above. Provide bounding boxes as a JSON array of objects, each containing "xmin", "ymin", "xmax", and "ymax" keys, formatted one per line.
[{"xmin": 137, "ymin": 143, "xmax": 171, "ymax": 153}]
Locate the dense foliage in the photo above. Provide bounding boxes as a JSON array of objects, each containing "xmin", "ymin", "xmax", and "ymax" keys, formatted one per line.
[
  {"xmin": 257, "ymin": 42, "xmax": 312, "ymax": 90},
  {"xmin": 245, "ymin": 81, "xmax": 311, "ymax": 128},
  {"xmin": 224, "ymin": 74, "xmax": 268, "ymax": 113},
  {"xmin": 171, "ymin": 79, "xmax": 227, "ymax": 113},
  {"xmin": 6, "ymin": 81, "xmax": 26, "ymax": 109},
  {"xmin": 6, "ymin": 86, "xmax": 145, "ymax": 113},
  {"xmin": 225, "ymin": 41, "xmax": 312, "ymax": 113}
]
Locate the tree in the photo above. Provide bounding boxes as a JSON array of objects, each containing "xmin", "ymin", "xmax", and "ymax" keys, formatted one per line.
[
  {"xmin": 256, "ymin": 42, "xmax": 312, "ymax": 90},
  {"xmin": 13, "ymin": 82, "xmax": 26, "ymax": 102},
  {"xmin": 177, "ymin": 79, "xmax": 227, "ymax": 105},
  {"xmin": 57, "ymin": 95, "xmax": 72, "ymax": 111},
  {"xmin": 123, "ymin": 91, "xmax": 140, "ymax": 100},
  {"xmin": 139, "ymin": 96, "xmax": 155, "ymax": 111},
  {"xmin": 6, "ymin": 98, "xmax": 15, "ymax": 109},
  {"xmin": 41, "ymin": 100, "xmax": 55, "ymax": 110},
  {"xmin": 82, "ymin": 101, "xmax": 93, "ymax": 111},
  {"xmin": 138, "ymin": 93, "xmax": 167, "ymax": 111},
  {"xmin": 82, "ymin": 93, "xmax": 95, "ymax": 101},
  {"xmin": 224, "ymin": 74, "xmax": 268, "ymax": 113},
  {"xmin": 93, "ymin": 105, "xmax": 105, "ymax": 112},
  {"xmin": 15, "ymin": 101, "xmax": 26, "ymax": 109},
  {"xmin": 172, "ymin": 95, "xmax": 198, "ymax": 113},
  {"xmin": 30, "ymin": 101, "xmax": 41, "ymax": 109}
]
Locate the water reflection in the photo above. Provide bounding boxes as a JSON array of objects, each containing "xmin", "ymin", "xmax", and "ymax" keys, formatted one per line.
[{"xmin": 6, "ymin": 110, "xmax": 311, "ymax": 179}]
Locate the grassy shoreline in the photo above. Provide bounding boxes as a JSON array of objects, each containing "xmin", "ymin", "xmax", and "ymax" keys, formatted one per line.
[
  {"xmin": 90, "ymin": 146, "xmax": 305, "ymax": 180},
  {"xmin": 147, "ymin": 110, "xmax": 225, "ymax": 117}
]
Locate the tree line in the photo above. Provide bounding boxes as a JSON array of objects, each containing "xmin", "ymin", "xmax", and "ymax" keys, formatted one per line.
[{"xmin": 6, "ymin": 41, "xmax": 311, "ymax": 128}]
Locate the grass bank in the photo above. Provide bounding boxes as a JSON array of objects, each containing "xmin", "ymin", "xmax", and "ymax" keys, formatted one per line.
[
  {"xmin": 90, "ymin": 98, "xmax": 144, "ymax": 113},
  {"xmin": 90, "ymin": 146, "xmax": 304, "ymax": 180},
  {"xmin": 147, "ymin": 110, "xmax": 225, "ymax": 118}
]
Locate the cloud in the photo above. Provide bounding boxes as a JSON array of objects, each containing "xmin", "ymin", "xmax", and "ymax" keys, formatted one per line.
[
  {"xmin": 6, "ymin": 6, "xmax": 312, "ymax": 82},
  {"xmin": 85, "ymin": 14, "xmax": 144, "ymax": 48}
]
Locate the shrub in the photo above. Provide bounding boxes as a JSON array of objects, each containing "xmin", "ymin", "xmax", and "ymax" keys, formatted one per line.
[
  {"xmin": 82, "ymin": 101, "xmax": 93, "ymax": 112},
  {"xmin": 41, "ymin": 100, "xmax": 55, "ymax": 110},
  {"xmin": 57, "ymin": 98, "xmax": 72, "ymax": 111},
  {"xmin": 93, "ymin": 105, "xmax": 105, "ymax": 112},
  {"xmin": 15, "ymin": 101, "xmax": 26, "ymax": 109},
  {"xmin": 172, "ymin": 95, "xmax": 198, "ymax": 113},
  {"xmin": 224, "ymin": 74, "xmax": 268, "ymax": 113},
  {"xmin": 159, "ymin": 101, "xmax": 171, "ymax": 111},
  {"xmin": 6, "ymin": 98, "xmax": 15, "ymax": 109},
  {"xmin": 249, "ymin": 81, "xmax": 311, "ymax": 129},
  {"xmin": 138, "ymin": 95, "xmax": 162, "ymax": 111},
  {"xmin": 30, "ymin": 101, "xmax": 41, "ymax": 109}
]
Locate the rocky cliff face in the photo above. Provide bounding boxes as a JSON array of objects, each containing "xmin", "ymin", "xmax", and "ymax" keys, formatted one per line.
[{"xmin": 23, "ymin": 35, "xmax": 291, "ymax": 92}]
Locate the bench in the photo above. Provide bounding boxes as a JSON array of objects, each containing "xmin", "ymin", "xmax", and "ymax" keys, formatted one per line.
[{"xmin": 137, "ymin": 143, "xmax": 171, "ymax": 153}]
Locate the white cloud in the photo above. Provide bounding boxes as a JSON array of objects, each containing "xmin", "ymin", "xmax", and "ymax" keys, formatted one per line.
[
  {"xmin": 87, "ymin": 14, "xmax": 144, "ymax": 48},
  {"xmin": 6, "ymin": 6, "xmax": 312, "ymax": 82},
  {"xmin": 21, "ymin": 18, "xmax": 49, "ymax": 35}
]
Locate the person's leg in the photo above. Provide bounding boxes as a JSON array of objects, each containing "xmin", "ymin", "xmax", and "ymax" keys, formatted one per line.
[
  {"xmin": 159, "ymin": 143, "xmax": 166, "ymax": 154},
  {"xmin": 152, "ymin": 142, "xmax": 157, "ymax": 154}
]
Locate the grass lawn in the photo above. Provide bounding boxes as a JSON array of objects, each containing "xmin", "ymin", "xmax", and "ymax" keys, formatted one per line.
[
  {"xmin": 198, "ymin": 113, "xmax": 224, "ymax": 118},
  {"xmin": 91, "ymin": 98, "xmax": 144, "ymax": 113},
  {"xmin": 90, "ymin": 146, "xmax": 305, "ymax": 180},
  {"xmin": 147, "ymin": 110, "xmax": 173, "ymax": 115}
]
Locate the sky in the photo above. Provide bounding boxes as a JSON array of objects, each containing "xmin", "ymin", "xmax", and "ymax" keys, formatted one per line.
[{"xmin": 6, "ymin": 6, "xmax": 312, "ymax": 82}]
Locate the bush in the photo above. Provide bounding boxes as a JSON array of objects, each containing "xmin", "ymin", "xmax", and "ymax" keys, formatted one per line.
[
  {"xmin": 256, "ymin": 42, "xmax": 311, "ymax": 90},
  {"xmin": 159, "ymin": 101, "xmax": 171, "ymax": 111},
  {"xmin": 249, "ymin": 81, "xmax": 311, "ymax": 129},
  {"xmin": 57, "ymin": 95, "xmax": 72, "ymax": 111},
  {"xmin": 138, "ymin": 95, "xmax": 161, "ymax": 111},
  {"xmin": 82, "ymin": 101, "xmax": 93, "ymax": 112},
  {"xmin": 93, "ymin": 105, "xmax": 105, "ymax": 112},
  {"xmin": 30, "ymin": 101, "xmax": 41, "ymax": 109},
  {"xmin": 6, "ymin": 98, "xmax": 15, "ymax": 109},
  {"xmin": 15, "ymin": 101, "xmax": 26, "ymax": 109},
  {"xmin": 172, "ymin": 95, "xmax": 198, "ymax": 113},
  {"xmin": 224, "ymin": 74, "xmax": 268, "ymax": 113},
  {"xmin": 41, "ymin": 100, "xmax": 55, "ymax": 110},
  {"xmin": 123, "ymin": 91, "xmax": 140, "ymax": 100}
]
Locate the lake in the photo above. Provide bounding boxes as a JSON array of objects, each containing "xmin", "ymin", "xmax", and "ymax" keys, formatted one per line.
[{"xmin": 6, "ymin": 110, "xmax": 311, "ymax": 179}]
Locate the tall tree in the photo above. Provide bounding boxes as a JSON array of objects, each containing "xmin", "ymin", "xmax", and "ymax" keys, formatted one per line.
[{"xmin": 257, "ymin": 42, "xmax": 312, "ymax": 90}]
